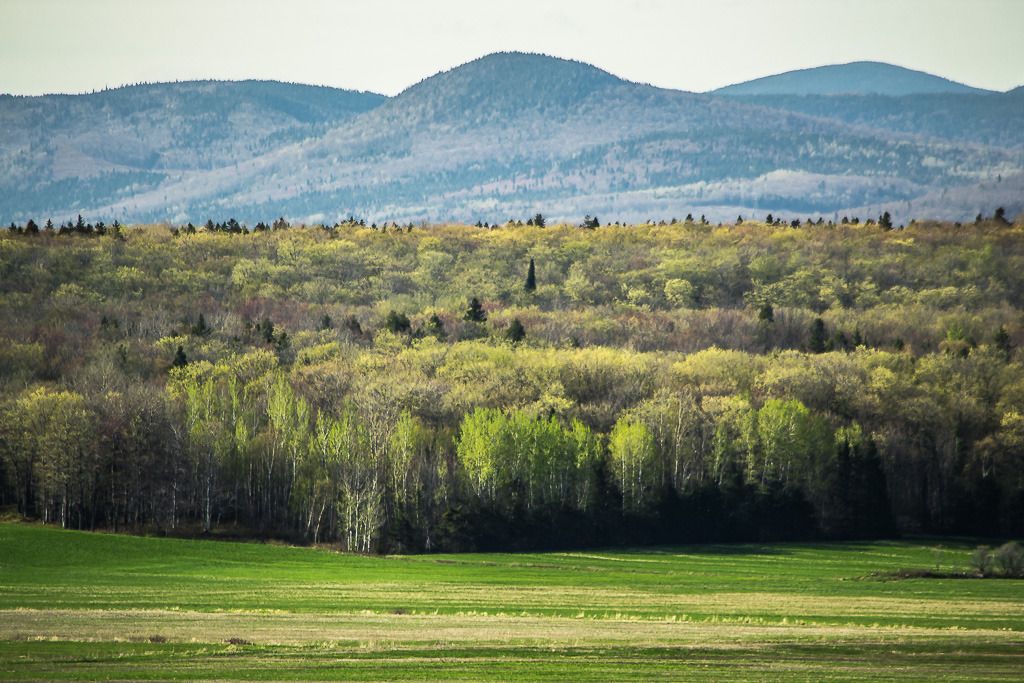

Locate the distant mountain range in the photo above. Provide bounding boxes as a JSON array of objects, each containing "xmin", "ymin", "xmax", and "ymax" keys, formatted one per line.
[
  {"xmin": 1, "ymin": 53, "xmax": 1021, "ymax": 225},
  {"xmin": 714, "ymin": 61, "xmax": 991, "ymax": 96}
]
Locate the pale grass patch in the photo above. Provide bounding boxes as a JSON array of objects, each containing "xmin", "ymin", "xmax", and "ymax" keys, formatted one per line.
[{"xmin": 1, "ymin": 608, "xmax": 1021, "ymax": 650}]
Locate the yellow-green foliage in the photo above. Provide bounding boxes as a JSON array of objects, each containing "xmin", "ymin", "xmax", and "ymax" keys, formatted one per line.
[{"xmin": 0, "ymin": 220, "xmax": 1022, "ymax": 548}]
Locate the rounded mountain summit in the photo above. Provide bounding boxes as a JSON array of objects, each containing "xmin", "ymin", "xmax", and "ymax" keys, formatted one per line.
[{"xmin": 714, "ymin": 60, "xmax": 992, "ymax": 96}]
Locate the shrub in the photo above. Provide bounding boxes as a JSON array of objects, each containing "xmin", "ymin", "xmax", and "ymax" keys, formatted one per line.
[
  {"xmin": 970, "ymin": 545, "xmax": 993, "ymax": 576},
  {"xmin": 995, "ymin": 541, "xmax": 1024, "ymax": 577}
]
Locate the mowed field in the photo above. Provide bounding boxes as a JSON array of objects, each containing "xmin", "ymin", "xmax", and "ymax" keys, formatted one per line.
[{"xmin": 0, "ymin": 524, "xmax": 1021, "ymax": 681}]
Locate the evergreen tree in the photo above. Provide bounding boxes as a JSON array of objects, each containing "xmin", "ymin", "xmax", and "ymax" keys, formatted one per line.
[
  {"xmin": 525, "ymin": 257, "xmax": 536, "ymax": 293},
  {"xmin": 319, "ymin": 314, "xmax": 334, "ymax": 331},
  {"xmin": 994, "ymin": 325, "xmax": 1013, "ymax": 361},
  {"xmin": 464, "ymin": 297, "xmax": 487, "ymax": 323},
  {"xmin": 384, "ymin": 311, "xmax": 411, "ymax": 334},
  {"xmin": 995, "ymin": 207, "xmax": 1009, "ymax": 225},
  {"xmin": 344, "ymin": 315, "xmax": 363, "ymax": 336},
  {"xmin": 25, "ymin": 219, "xmax": 39, "ymax": 235},
  {"xmin": 274, "ymin": 331, "xmax": 290, "ymax": 354},
  {"xmin": 758, "ymin": 303, "xmax": 774, "ymax": 323},
  {"xmin": 533, "ymin": 213, "xmax": 546, "ymax": 228},
  {"xmin": 426, "ymin": 313, "xmax": 446, "ymax": 340},
  {"xmin": 191, "ymin": 313, "xmax": 211, "ymax": 337},
  {"xmin": 259, "ymin": 318, "xmax": 275, "ymax": 344},
  {"xmin": 171, "ymin": 345, "xmax": 188, "ymax": 368},
  {"xmin": 505, "ymin": 318, "xmax": 526, "ymax": 344},
  {"xmin": 808, "ymin": 318, "xmax": 828, "ymax": 354},
  {"xmin": 879, "ymin": 211, "xmax": 893, "ymax": 230},
  {"xmin": 849, "ymin": 438, "xmax": 894, "ymax": 537}
]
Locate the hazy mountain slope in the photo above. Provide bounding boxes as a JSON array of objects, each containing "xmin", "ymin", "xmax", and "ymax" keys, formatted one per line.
[
  {"xmin": 0, "ymin": 81, "xmax": 385, "ymax": 217},
  {"xmin": 842, "ymin": 173, "xmax": 1024, "ymax": 224},
  {"xmin": 715, "ymin": 61, "xmax": 991, "ymax": 96},
  {"xmin": 2, "ymin": 53, "xmax": 1020, "ymax": 224},
  {"xmin": 722, "ymin": 91, "xmax": 1024, "ymax": 149}
]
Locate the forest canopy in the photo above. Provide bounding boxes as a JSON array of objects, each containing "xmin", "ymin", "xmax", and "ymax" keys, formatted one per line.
[{"xmin": 0, "ymin": 216, "xmax": 1021, "ymax": 551}]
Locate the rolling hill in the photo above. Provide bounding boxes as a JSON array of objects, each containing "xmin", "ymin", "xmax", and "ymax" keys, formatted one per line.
[
  {"xmin": 1, "ymin": 53, "xmax": 1020, "ymax": 225},
  {"xmin": 0, "ymin": 80, "xmax": 385, "ymax": 217}
]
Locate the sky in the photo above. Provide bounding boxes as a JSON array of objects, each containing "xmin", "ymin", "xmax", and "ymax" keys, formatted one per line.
[{"xmin": 1, "ymin": 0, "xmax": 1022, "ymax": 96}]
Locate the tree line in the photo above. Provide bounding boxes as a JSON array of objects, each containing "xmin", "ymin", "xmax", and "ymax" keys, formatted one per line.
[
  {"xmin": 0, "ymin": 351, "xmax": 905, "ymax": 550},
  {"xmin": 0, "ymin": 218, "xmax": 1021, "ymax": 551}
]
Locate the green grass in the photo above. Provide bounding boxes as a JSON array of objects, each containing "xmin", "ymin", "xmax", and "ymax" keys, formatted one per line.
[{"xmin": 0, "ymin": 523, "xmax": 1022, "ymax": 680}]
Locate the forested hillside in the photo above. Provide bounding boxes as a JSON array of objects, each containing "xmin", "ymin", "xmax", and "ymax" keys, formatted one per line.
[
  {"xmin": 1, "ymin": 217, "xmax": 1022, "ymax": 551},
  {"xmin": 0, "ymin": 80, "xmax": 385, "ymax": 218}
]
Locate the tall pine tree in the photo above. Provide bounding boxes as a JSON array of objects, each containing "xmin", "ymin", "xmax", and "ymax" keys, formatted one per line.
[
  {"xmin": 808, "ymin": 318, "xmax": 827, "ymax": 354},
  {"xmin": 464, "ymin": 297, "xmax": 487, "ymax": 322}
]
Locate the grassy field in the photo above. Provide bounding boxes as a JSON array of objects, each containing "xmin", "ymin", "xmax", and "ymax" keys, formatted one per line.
[{"xmin": 0, "ymin": 524, "xmax": 1021, "ymax": 680}]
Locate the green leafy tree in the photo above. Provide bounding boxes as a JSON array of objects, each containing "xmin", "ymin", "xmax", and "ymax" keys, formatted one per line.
[{"xmin": 608, "ymin": 418, "xmax": 656, "ymax": 512}]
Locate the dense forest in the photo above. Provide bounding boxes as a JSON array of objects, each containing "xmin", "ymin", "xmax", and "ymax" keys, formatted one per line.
[{"xmin": 0, "ymin": 215, "xmax": 1022, "ymax": 551}]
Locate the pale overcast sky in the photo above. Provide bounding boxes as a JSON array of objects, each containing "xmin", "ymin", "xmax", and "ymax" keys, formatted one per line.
[{"xmin": 1, "ymin": 0, "xmax": 1022, "ymax": 96}]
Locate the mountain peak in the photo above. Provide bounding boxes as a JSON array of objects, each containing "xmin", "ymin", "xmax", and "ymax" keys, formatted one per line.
[
  {"xmin": 402, "ymin": 51, "xmax": 624, "ymax": 94},
  {"xmin": 715, "ymin": 61, "xmax": 990, "ymax": 96},
  {"xmin": 388, "ymin": 52, "xmax": 626, "ymax": 123}
]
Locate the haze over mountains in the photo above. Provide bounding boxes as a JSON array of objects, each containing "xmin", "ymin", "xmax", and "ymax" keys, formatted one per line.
[{"xmin": 1, "ymin": 53, "xmax": 1021, "ymax": 225}]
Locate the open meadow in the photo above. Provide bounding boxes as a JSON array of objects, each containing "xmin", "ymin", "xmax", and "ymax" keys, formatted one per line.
[
  {"xmin": 0, "ymin": 523, "xmax": 1021, "ymax": 680},
  {"xmin": 3, "ymin": 1, "xmax": 1024, "ymax": 678}
]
